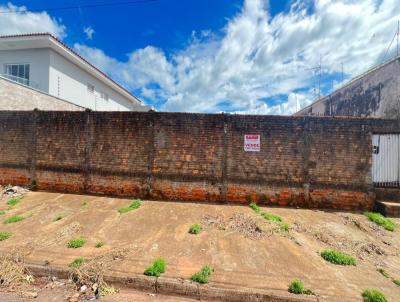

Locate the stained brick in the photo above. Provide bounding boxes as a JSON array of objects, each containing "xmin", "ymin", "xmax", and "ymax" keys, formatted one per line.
[{"xmin": 0, "ymin": 111, "xmax": 399, "ymax": 210}]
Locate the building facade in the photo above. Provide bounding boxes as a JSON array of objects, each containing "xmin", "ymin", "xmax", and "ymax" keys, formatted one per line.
[
  {"xmin": 294, "ymin": 56, "xmax": 400, "ymax": 119},
  {"xmin": 0, "ymin": 33, "xmax": 150, "ymax": 111}
]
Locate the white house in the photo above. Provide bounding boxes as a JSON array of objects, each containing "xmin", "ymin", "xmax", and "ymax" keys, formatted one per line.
[{"xmin": 0, "ymin": 33, "xmax": 150, "ymax": 111}]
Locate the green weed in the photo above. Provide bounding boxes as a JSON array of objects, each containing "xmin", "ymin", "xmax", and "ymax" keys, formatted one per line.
[
  {"xmin": 321, "ymin": 249, "xmax": 356, "ymax": 266},
  {"xmin": 4, "ymin": 215, "xmax": 25, "ymax": 224},
  {"xmin": 279, "ymin": 222, "xmax": 289, "ymax": 232},
  {"xmin": 7, "ymin": 197, "xmax": 22, "ymax": 207},
  {"xmin": 361, "ymin": 289, "xmax": 388, "ymax": 302},
  {"xmin": 191, "ymin": 265, "xmax": 214, "ymax": 284},
  {"xmin": 393, "ymin": 279, "xmax": 400, "ymax": 287},
  {"xmin": 118, "ymin": 199, "xmax": 141, "ymax": 214},
  {"xmin": 0, "ymin": 211, "xmax": 5, "ymax": 215},
  {"xmin": 364, "ymin": 212, "xmax": 396, "ymax": 232},
  {"xmin": 144, "ymin": 258, "xmax": 166, "ymax": 277},
  {"xmin": 189, "ymin": 224, "xmax": 202, "ymax": 234},
  {"xmin": 377, "ymin": 268, "xmax": 390, "ymax": 278},
  {"xmin": 249, "ymin": 202, "xmax": 261, "ymax": 213},
  {"xmin": 82, "ymin": 201, "xmax": 88, "ymax": 206},
  {"xmin": 95, "ymin": 241, "xmax": 104, "ymax": 248},
  {"xmin": 67, "ymin": 238, "xmax": 86, "ymax": 248},
  {"xmin": 68, "ymin": 257, "xmax": 85, "ymax": 268},
  {"xmin": 260, "ymin": 212, "xmax": 282, "ymax": 222},
  {"xmin": 249, "ymin": 203, "xmax": 289, "ymax": 232},
  {"xmin": 0, "ymin": 231, "xmax": 12, "ymax": 241},
  {"xmin": 288, "ymin": 279, "xmax": 314, "ymax": 295}
]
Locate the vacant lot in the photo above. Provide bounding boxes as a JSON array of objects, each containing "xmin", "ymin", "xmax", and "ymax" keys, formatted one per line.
[{"xmin": 0, "ymin": 192, "xmax": 399, "ymax": 301}]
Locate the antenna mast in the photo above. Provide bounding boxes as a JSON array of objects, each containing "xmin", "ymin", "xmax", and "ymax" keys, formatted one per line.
[{"xmin": 397, "ymin": 19, "xmax": 399, "ymax": 56}]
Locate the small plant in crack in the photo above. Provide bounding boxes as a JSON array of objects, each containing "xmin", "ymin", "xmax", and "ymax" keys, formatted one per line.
[
  {"xmin": 95, "ymin": 241, "xmax": 104, "ymax": 248},
  {"xmin": 118, "ymin": 199, "xmax": 141, "ymax": 214},
  {"xmin": 144, "ymin": 258, "xmax": 166, "ymax": 277},
  {"xmin": 191, "ymin": 265, "xmax": 214, "ymax": 284},
  {"xmin": 4, "ymin": 215, "xmax": 25, "ymax": 224},
  {"xmin": 0, "ymin": 231, "xmax": 12, "ymax": 241},
  {"xmin": 68, "ymin": 257, "xmax": 85, "ymax": 268},
  {"xmin": 67, "ymin": 238, "xmax": 86, "ymax": 249},
  {"xmin": 364, "ymin": 212, "xmax": 396, "ymax": 232},
  {"xmin": 361, "ymin": 289, "xmax": 388, "ymax": 302},
  {"xmin": 7, "ymin": 197, "xmax": 23, "ymax": 207},
  {"xmin": 249, "ymin": 203, "xmax": 289, "ymax": 232},
  {"xmin": 189, "ymin": 224, "xmax": 202, "ymax": 234},
  {"xmin": 321, "ymin": 249, "xmax": 356, "ymax": 266},
  {"xmin": 288, "ymin": 279, "xmax": 315, "ymax": 295}
]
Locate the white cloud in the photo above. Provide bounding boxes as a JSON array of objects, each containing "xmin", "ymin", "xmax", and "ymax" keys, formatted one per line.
[
  {"xmin": 83, "ymin": 26, "xmax": 95, "ymax": 40},
  {"xmin": 74, "ymin": 0, "xmax": 400, "ymax": 114},
  {"xmin": 0, "ymin": 2, "xmax": 66, "ymax": 38}
]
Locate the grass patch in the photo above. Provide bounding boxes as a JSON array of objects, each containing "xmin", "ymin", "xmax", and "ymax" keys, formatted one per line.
[
  {"xmin": 321, "ymin": 249, "xmax": 356, "ymax": 266},
  {"xmin": 0, "ymin": 211, "xmax": 5, "ymax": 215},
  {"xmin": 0, "ymin": 231, "xmax": 12, "ymax": 241},
  {"xmin": 95, "ymin": 241, "xmax": 104, "ymax": 248},
  {"xmin": 7, "ymin": 197, "xmax": 22, "ymax": 207},
  {"xmin": 249, "ymin": 202, "xmax": 261, "ymax": 213},
  {"xmin": 377, "ymin": 268, "xmax": 390, "ymax": 278},
  {"xmin": 288, "ymin": 279, "xmax": 314, "ymax": 295},
  {"xmin": 67, "ymin": 238, "xmax": 86, "ymax": 249},
  {"xmin": 249, "ymin": 202, "xmax": 289, "ymax": 232},
  {"xmin": 279, "ymin": 222, "xmax": 289, "ymax": 232},
  {"xmin": 68, "ymin": 257, "xmax": 85, "ymax": 268},
  {"xmin": 53, "ymin": 214, "xmax": 64, "ymax": 222},
  {"xmin": 82, "ymin": 201, "xmax": 88, "ymax": 206},
  {"xmin": 260, "ymin": 211, "xmax": 282, "ymax": 222},
  {"xmin": 143, "ymin": 258, "xmax": 166, "ymax": 277},
  {"xmin": 364, "ymin": 212, "xmax": 396, "ymax": 232},
  {"xmin": 393, "ymin": 279, "xmax": 400, "ymax": 286},
  {"xmin": 118, "ymin": 199, "xmax": 141, "ymax": 214},
  {"xmin": 189, "ymin": 224, "xmax": 202, "ymax": 234},
  {"xmin": 4, "ymin": 215, "xmax": 25, "ymax": 224},
  {"xmin": 191, "ymin": 265, "xmax": 214, "ymax": 284},
  {"xmin": 361, "ymin": 289, "xmax": 388, "ymax": 302}
]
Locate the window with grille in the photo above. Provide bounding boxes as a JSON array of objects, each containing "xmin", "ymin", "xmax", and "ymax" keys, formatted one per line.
[{"xmin": 4, "ymin": 63, "xmax": 30, "ymax": 85}]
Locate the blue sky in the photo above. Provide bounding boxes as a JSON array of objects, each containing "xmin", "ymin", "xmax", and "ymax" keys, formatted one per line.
[{"xmin": 1, "ymin": 0, "xmax": 400, "ymax": 114}]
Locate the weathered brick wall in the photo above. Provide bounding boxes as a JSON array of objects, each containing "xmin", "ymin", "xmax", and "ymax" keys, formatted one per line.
[{"xmin": 1, "ymin": 111, "xmax": 399, "ymax": 210}]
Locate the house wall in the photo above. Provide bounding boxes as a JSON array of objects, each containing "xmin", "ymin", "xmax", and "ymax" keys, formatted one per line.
[
  {"xmin": 0, "ymin": 48, "xmax": 50, "ymax": 92},
  {"xmin": 1, "ymin": 111, "xmax": 400, "ymax": 211},
  {"xmin": 49, "ymin": 50, "xmax": 138, "ymax": 111},
  {"xmin": 0, "ymin": 76, "xmax": 85, "ymax": 111},
  {"xmin": 295, "ymin": 57, "xmax": 400, "ymax": 118}
]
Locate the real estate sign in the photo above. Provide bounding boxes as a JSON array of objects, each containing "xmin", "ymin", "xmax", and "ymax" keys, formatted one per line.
[{"xmin": 244, "ymin": 134, "xmax": 260, "ymax": 152}]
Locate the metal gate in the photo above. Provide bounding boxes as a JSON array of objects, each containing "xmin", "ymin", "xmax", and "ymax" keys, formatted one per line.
[{"xmin": 372, "ymin": 134, "xmax": 400, "ymax": 187}]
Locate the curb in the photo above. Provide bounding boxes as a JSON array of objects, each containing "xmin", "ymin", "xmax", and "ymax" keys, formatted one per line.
[{"xmin": 27, "ymin": 264, "xmax": 317, "ymax": 302}]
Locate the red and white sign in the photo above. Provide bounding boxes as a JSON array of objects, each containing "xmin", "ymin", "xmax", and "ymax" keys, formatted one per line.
[{"xmin": 244, "ymin": 134, "xmax": 260, "ymax": 152}]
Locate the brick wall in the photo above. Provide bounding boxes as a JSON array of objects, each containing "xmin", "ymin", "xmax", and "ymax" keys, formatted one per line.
[{"xmin": 1, "ymin": 111, "xmax": 399, "ymax": 210}]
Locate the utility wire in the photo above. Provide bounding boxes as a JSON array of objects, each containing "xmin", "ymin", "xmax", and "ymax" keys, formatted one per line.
[{"xmin": 0, "ymin": 0, "xmax": 159, "ymax": 14}]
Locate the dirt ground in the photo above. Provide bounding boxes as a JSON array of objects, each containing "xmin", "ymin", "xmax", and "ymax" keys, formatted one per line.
[
  {"xmin": 0, "ymin": 279, "xmax": 197, "ymax": 302},
  {"xmin": 0, "ymin": 191, "xmax": 399, "ymax": 301}
]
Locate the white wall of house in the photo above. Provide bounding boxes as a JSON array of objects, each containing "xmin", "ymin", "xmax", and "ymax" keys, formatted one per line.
[
  {"xmin": 0, "ymin": 48, "xmax": 50, "ymax": 92},
  {"xmin": 48, "ymin": 50, "xmax": 135, "ymax": 111}
]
